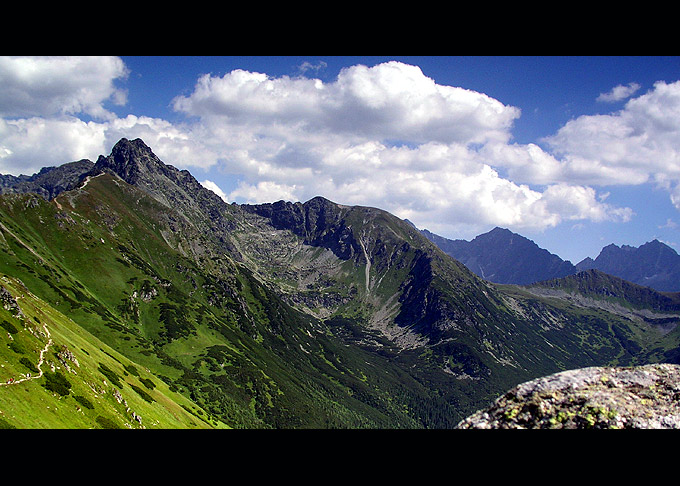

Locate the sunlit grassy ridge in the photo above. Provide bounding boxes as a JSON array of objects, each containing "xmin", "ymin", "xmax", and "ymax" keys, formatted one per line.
[{"xmin": 0, "ymin": 275, "xmax": 222, "ymax": 429}]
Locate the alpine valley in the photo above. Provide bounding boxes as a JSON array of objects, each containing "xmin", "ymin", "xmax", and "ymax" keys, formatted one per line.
[{"xmin": 2, "ymin": 138, "xmax": 680, "ymax": 429}]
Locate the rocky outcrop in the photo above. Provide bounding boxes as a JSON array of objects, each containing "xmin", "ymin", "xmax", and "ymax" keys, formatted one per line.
[
  {"xmin": 0, "ymin": 284, "xmax": 24, "ymax": 319},
  {"xmin": 456, "ymin": 363, "xmax": 680, "ymax": 429}
]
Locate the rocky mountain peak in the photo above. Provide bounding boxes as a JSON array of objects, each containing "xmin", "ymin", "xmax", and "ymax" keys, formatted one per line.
[
  {"xmin": 89, "ymin": 138, "xmax": 226, "ymax": 215},
  {"xmin": 423, "ymin": 226, "xmax": 576, "ymax": 285},
  {"xmin": 580, "ymin": 238, "xmax": 680, "ymax": 292},
  {"xmin": 92, "ymin": 138, "xmax": 165, "ymax": 186},
  {"xmin": 487, "ymin": 226, "xmax": 513, "ymax": 236},
  {"xmin": 241, "ymin": 195, "xmax": 361, "ymax": 261}
]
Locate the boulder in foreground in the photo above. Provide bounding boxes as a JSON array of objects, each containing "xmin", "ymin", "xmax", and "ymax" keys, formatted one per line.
[{"xmin": 456, "ymin": 364, "xmax": 680, "ymax": 429}]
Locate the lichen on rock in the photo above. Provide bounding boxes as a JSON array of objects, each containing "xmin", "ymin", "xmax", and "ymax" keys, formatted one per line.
[{"xmin": 456, "ymin": 363, "xmax": 680, "ymax": 429}]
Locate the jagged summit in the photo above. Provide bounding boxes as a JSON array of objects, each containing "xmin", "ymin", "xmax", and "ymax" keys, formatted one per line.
[
  {"xmin": 487, "ymin": 226, "xmax": 513, "ymax": 235},
  {"xmin": 576, "ymin": 238, "xmax": 680, "ymax": 292},
  {"xmin": 424, "ymin": 224, "xmax": 680, "ymax": 292},
  {"xmin": 422, "ymin": 225, "xmax": 576, "ymax": 285},
  {"xmin": 94, "ymin": 140, "xmax": 339, "ymax": 212},
  {"xmin": 90, "ymin": 137, "xmax": 227, "ymax": 220},
  {"xmin": 92, "ymin": 138, "xmax": 170, "ymax": 187}
]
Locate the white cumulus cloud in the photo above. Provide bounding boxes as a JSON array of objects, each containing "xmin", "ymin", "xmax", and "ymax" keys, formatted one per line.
[
  {"xmin": 544, "ymin": 80, "xmax": 680, "ymax": 190},
  {"xmin": 171, "ymin": 61, "xmax": 520, "ymax": 145},
  {"xmin": 0, "ymin": 116, "xmax": 108, "ymax": 175},
  {"xmin": 168, "ymin": 61, "xmax": 630, "ymax": 234},
  {"xmin": 0, "ymin": 56, "xmax": 128, "ymax": 120}
]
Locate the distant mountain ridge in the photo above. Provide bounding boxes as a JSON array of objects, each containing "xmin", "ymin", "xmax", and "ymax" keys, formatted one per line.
[
  {"xmin": 2, "ymin": 146, "xmax": 677, "ymax": 293},
  {"xmin": 576, "ymin": 240, "xmax": 680, "ymax": 292},
  {"xmin": 421, "ymin": 226, "xmax": 577, "ymax": 285},
  {"xmin": 0, "ymin": 159, "xmax": 93, "ymax": 200},
  {"xmin": 529, "ymin": 268, "xmax": 680, "ymax": 314},
  {"xmin": 422, "ymin": 226, "xmax": 680, "ymax": 292}
]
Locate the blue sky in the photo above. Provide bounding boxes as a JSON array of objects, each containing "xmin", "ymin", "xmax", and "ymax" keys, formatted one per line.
[{"xmin": 2, "ymin": 56, "xmax": 680, "ymax": 264}]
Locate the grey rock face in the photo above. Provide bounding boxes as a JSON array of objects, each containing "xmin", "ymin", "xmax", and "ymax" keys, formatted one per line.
[
  {"xmin": 241, "ymin": 196, "xmax": 361, "ymax": 261},
  {"xmin": 456, "ymin": 364, "xmax": 680, "ymax": 429}
]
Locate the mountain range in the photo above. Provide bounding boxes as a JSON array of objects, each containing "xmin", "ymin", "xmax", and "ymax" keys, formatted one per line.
[
  {"xmin": 422, "ymin": 226, "xmax": 680, "ymax": 292},
  {"xmin": 1, "ymin": 137, "xmax": 680, "ymax": 429}
]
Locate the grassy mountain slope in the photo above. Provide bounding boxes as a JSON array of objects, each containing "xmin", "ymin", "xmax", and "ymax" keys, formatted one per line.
[
  {"xmin": 528, "ymin": 269, "xmax": 680, "ymax": 313},
  {"xmin": 0, "ymin": 173, "xmax": 455, "ymax": 428},
  {"xmin": 521, "ymin": 269, "xmax": 680, "ymax": 365},
  {"xmin": 0, "ymin": 275, "xmax": 218, "ymax": 429}
]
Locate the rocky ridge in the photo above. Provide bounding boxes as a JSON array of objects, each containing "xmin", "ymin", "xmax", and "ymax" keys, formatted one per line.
[
  {"xmin": 423, "ymin": 226, "xmax": 680, "ymax": 292},
  {"xmin": 576, "ymin": 240, "xmax": 680, "ymax": 292},
  {"xmin": 0, "ymin": 160, "xmax": 93, "ymax": 200},
  {"xmin": 422, "ymin": 226, "xmax": 576, "ymax": 285},
  {"xmin": 456, "ymin": 363, "xmax": 680, "ymax": 429}
]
